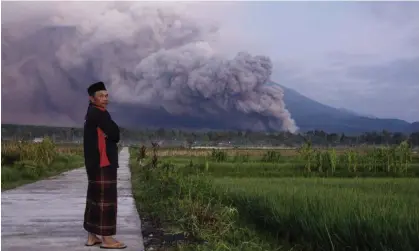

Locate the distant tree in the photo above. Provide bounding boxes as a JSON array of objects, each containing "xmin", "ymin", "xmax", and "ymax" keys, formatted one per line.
[
  {"xmin": 156, "ymin": 128, "xmax": 166, "ymax": 138},
  {"xmin": 151, "ymin": 142, "xmax": 159, "ymax": 169},
  {"xmin": 409, "ymin": 132, "xmax": 419, "ymax": 147},
  {"xmin": 186, "ymin": 138, "xmax": 194, "ymax": 149}
]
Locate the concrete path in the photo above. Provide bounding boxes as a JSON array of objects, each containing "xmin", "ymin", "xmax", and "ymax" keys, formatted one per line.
[{"xmin": 1, "ymin": 147, "xmax": 144, "ymax": 251}]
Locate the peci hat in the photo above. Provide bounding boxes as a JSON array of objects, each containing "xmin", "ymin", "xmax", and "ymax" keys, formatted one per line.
[{"xmin": 87, "ymin": 81, "xmax": 107, "ymax": 96}]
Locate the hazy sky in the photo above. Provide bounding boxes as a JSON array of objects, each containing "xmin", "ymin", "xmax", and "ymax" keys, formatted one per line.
[
  {"xmin": 2, "ymin": 1, "xmax": 419, "ymax": 122},
  {"xmin": 233, "ymin": 1, "xmax": 419, "ymax": 122}
]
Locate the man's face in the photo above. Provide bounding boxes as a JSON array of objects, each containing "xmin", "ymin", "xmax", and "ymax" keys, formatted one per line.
[{"xmin": 89, "ymin": 90, "xmax": 109, "ymax": 108}]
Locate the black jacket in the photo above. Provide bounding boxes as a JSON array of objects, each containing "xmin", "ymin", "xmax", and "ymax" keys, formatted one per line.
[{"xmin": 83, "ymin": 104, "xmax": 120, "ymax": 170}]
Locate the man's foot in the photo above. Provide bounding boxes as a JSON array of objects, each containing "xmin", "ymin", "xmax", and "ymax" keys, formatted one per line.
[
  {"xmin": 85, "ymin": 233, "xmax": 102, "ymax": 246},
  {"xmin": 100, "ymin": 236, "xmax": 127, "ymax": 249}
]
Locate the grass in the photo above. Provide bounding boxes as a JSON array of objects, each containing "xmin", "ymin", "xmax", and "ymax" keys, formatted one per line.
[
  {"xmin": 160, "ymin": 156, "xmax": 419, "ymax": 178},
  {"xmin": 1, "ymin": 154, "xmax": 84, "ymax": 190},
  {"xmin": 213, "ymin": 177, "xmax": 419, "ymax": 251},
  {"xmin": 130, "ymin": 151, "xmax": 283, "ymax": 251},
  {"xmin": 140, "ymin": 146, "xmax": 419, "ymax": 161},
  {"xmin": 129, "ymin": 146, "xmax": 419, "ymax": 251},
  {"xmin": 1, "ymin": 139, "xmax": 84, "ymax": 190}
]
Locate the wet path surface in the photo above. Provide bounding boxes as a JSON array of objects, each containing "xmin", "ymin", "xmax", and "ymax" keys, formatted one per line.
[{"xmin": 1, "ymin": 147, "xmax": 144, "ymax": 251}]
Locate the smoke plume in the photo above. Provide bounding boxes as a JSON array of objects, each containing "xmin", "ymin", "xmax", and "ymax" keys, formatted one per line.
[{"xmin": 1, "ymin": 2, "xmax": 298, "ymax": 132}]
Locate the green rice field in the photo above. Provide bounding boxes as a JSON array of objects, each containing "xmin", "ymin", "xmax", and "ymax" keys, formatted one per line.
[{"xmin": 130, "ymin": 144, "xmax": 419, "ymax": 251}]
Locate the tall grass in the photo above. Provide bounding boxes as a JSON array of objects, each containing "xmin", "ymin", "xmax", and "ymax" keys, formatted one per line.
[
  {"xmin": 214, "ymin": 177, "xmax": 419, "ymax": 251},
  {"xmin": 129, "ymin": 145, "xmax": 419, "ymax": 251},
  {"xmin": 1, "ymin": 139, "xmax": 84, "ymax": 190},
  {"xmin": 129, "ymin": 148, "xmax": 284, "ymax": 251},
  {"xmin": 298, "ymin": 141, "xmax": 414, "ymax": 175}
]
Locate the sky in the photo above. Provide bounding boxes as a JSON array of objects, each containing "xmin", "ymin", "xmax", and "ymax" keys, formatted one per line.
[
  {"xmin": 2, "ymin": 1, "xmax": 419, "ymax": 123},
  {"xmin": 230, "ymin": 1, "xmax": 419, "ymax": 122}
]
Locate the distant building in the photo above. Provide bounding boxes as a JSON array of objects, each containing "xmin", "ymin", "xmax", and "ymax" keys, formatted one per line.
[{"xmin": 33, "ymin": 137, "xmax": 44, "ymax": 143}]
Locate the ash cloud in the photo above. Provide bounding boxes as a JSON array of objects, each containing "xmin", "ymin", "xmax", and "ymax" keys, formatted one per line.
[{"xmin": 1, "ymin": 2, "xmax": 298, "ymax": 132}]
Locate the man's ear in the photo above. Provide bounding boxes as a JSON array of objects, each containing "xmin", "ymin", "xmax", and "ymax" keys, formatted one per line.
[{"xmin": 89, "ymin": 95, "xmax": 95, "ymax": 103}]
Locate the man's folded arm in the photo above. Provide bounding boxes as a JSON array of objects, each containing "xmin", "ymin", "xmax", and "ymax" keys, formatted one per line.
[{"xmin": 91, "ymin": 109, "xmax": 120, "ymax": 142}]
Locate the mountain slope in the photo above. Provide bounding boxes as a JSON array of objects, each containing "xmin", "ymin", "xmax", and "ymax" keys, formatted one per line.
[
  {"xmin": 276, "ymin": 82, "xmax": 415, "ymax": 133},
  {"xmin": 409, "ymin": 122, "xmax": 419, "ymax": 132}
]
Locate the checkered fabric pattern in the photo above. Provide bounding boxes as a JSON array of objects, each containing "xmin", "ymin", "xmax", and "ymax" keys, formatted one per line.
[{"xmin": 83, "ymin": 165, "xmax": 118, "ymax": 236}]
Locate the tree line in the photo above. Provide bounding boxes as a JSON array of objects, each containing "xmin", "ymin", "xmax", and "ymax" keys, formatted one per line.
[{"xmin": 2, "ymin": 124, "xmax": 419, "ymax": 147}]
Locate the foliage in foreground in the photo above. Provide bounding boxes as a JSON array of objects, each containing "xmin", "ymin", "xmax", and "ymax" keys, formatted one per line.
[
  {"xmin": 130, "ymin": 144, "xmax": 419, "ymax": 251},
  {"xmin": 1, "ymin": 139, "xmax": 84, "ymax": 190},
  {"xmin": 214, "ymin": 177, "xmax": 419, "ymax": 251},
  {"xmin": 129, "ymin": 148, "xmax": 284, "ymax": 251}
]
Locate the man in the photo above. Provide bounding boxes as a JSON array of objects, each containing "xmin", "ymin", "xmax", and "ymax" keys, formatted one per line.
[{"xmin": 83, "ymin": 81, "xmax": 126, "ymax": 249}]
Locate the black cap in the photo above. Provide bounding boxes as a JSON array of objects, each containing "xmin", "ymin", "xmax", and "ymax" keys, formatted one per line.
[{"xmin": 87, "ymin": 82, "xmax": 107, "ymax": 96}]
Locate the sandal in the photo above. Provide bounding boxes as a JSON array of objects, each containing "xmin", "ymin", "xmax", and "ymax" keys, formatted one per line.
[
  {"xmin": 85, "ymin": 240, "xmax": 102, "ymax": 246},
  {"xmin": 100, "ymin": 242, "xmax": 127, "ymax": 249}
]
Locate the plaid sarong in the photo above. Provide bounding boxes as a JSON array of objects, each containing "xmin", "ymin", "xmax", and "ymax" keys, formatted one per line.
[{"xmin": 83, "ymin": 165, "xmax": 117, "ymax": 236}]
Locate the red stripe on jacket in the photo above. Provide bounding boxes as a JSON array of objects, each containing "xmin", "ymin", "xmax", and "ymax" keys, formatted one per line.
[
  {"xmin": 91, "ymin": 104, "xmax": 110, "ymax": 168},
  {"xmin": 97, "ymin": 126, "xmax": 110, "ymax": 168}
]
